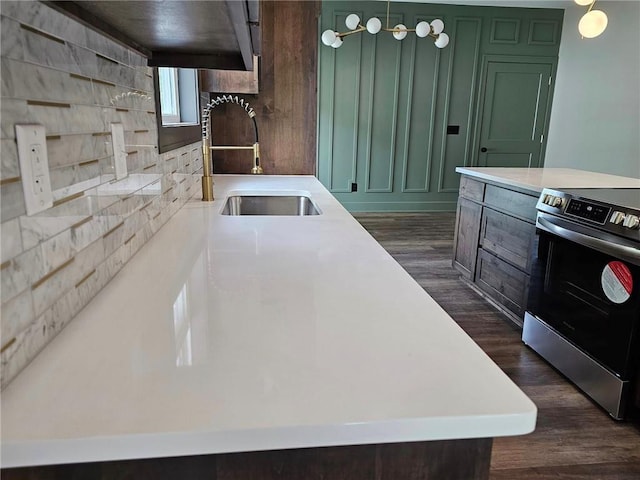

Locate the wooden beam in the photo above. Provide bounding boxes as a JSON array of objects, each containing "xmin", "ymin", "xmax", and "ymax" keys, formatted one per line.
[
  {"xmin": 225, "ymin": 0, "xmax": 254, "ymax": 71},
  {"xmin": 250, "ymin": 23, "xmax": 261, "ymax": 57},
  {"xmin": 199, "ymin": 55, "xmax": 259, "ymax": 94},
  {"xmin": 247, "ymin": 0, "xmax": 261, "ymax": 55},
  {"xmin": 148, "ymin": 52, "xmax": 245, "ymax": 70}
]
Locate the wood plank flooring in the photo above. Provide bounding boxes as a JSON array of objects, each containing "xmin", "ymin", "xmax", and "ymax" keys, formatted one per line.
[{"xmin": 354, "ymin": 212, "xmax": 640, "ymax": 480}]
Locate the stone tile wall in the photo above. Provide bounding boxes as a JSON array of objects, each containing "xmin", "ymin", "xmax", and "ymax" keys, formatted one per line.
[{"xmin": 0, "ymin": 1, "xmax": 203, "ymax": 388}]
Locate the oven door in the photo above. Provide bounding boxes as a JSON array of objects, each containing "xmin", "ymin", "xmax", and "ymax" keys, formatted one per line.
[{"xmin": 527, "ymin": 213, "xmax": 640, "ymax": 379}]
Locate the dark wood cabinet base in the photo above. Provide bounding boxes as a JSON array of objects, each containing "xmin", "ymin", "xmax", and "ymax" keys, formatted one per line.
[
  {"xmin": 461, "ymin": 276, "xmax": 525, "ymax": 328},
  {"xmin": 2, "ymin": 438, "xmax": 492, "ymax": 480},
  {"xmin": 453, "ymin": 174, "xmax": 539, "ymax": 323}
]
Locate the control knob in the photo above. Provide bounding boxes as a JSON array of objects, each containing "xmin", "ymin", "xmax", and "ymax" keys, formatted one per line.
[
  {"xmin": 610, "ymin": 211, "xmax": 626, "ymax": 225},
  {"xmin": 544, "ymin": 195, "xmax": 565, "ymax": 208},
  {"xmin": 623, "ymin": 214, "xmax": 639, "ymax": 229}
]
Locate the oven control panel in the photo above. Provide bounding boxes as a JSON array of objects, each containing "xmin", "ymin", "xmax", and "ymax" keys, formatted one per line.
[
  {"xmin": 565, "ymin": 199, "xmax": 611, "ymax": 225},
  {"xmin": 537, "ymin": 188, "xmax": 640, "ymax": 242}
]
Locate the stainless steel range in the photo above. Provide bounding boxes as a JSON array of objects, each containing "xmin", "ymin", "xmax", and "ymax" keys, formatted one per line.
[{"xmin": 524, "ymin": 188, "xmax": 640, "ymax": 420}]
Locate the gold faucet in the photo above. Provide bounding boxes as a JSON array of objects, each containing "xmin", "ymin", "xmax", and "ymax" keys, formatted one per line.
[{"xmin": 200, "ymin": 96, "xmax": 263, "ymax": 201}]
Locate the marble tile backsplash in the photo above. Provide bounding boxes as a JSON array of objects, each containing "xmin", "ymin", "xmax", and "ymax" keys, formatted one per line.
[{"xmin": 0, "ymin": 1, "xmax": 203, "ymax": 388}]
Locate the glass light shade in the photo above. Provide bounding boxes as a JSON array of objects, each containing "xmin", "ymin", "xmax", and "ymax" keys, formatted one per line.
[
  {"xmin": 393, "ymin": 24, "xmax": 408, "ymax": 40},
  {"xmin": 366, "ymin": 17, "xmax": 382, "ymax": 34},
  {"xmin": 331, "ymin": 37, "xmax": 343, "ymax": 48},
  {"xmin": 321, "ymin": 30, "xmax": 337, "ymax": 46},
  {"xmin": 434, "ymin": 32, "xmax": 450, "ymax": 48},
  {"xmin": 578, "ymin": 10, "xmax": 608, "ymax": 38},
  {"xmin": 574, "ymin": 0, "xmax": 594, "ymax": 5},
  {"xmin": 345, "ymin": 13, "xmax": 360, "ymax": 30},
  {"xmin": 430, "ymin": 19, "xmax": 445, "ymax": 35},
  {"xmin": 415, "ymin": 21, "xmax": 430, "ymax": 38}
]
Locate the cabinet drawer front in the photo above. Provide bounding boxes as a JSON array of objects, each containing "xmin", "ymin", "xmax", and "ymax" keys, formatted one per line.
[
  {"xmin": 459, "ymin": 176, "xmax": 485, "ymax": 202},
  {"xmin": 453, "ymin": 197, "xmax": 483, "ymax": 280},
  {"xmin": 476, "ymin": 248, "xmax": 529, "ymax": 317},
  {"xmin": 484, "ymin": 185, "xmax": 537, "ymax": 222},
  {"xmin": 480, "ymin": 208, "xmax": 536, "ymax": 271}
]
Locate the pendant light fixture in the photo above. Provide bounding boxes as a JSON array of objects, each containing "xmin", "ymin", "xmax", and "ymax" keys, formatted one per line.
[
  {"xmin": 575, "ymin": 0, "xmax": 608, "ymax": 39},
  {"xmin": 321, "ymin": 0, "xmax": 449, "ymax": 49}
]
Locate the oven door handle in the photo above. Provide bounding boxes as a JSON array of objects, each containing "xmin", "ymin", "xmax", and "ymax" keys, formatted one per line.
[{"xmin": 537, "ymin": 214, "xmax": 640, "ymax": 265}]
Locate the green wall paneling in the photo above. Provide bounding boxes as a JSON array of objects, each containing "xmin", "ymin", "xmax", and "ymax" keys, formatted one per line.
[
  {"xmin": 365, "ymin": 11, "xmax": 403, "ymax": 193},
  {"xmin": 400, "ymin": 12, "xmax": 441, "ymax": 193},
  {"xmin": 317, "ymin": 1, "xmax": 563, "ymax": 212},
  {"xmin": 437, "ymin": 17, "xmax": 482, "ymax": 193},
  {"xmin": 322, "ymin": 11, "xmax": 363, "ymax": 193}
]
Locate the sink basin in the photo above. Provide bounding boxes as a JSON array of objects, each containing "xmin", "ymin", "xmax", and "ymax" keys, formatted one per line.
[{"xmin": 221, "ymin": 195, "xmax": 321, "ymax": 216}]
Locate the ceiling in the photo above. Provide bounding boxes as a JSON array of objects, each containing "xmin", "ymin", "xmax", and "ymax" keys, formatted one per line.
[{"xmin": 46, "ymin": 1, "xmax": 261, "ymax": 70}]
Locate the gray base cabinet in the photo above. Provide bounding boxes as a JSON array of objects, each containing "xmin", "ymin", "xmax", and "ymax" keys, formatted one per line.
[{"xmin": 453, "ymin": 175, "xmax": 538, "ymax": 325}]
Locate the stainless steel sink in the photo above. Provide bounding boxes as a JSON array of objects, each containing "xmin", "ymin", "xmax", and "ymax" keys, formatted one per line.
[{"xmin": 221, "ymin": 195, "xmax": 321, "ymax": 216}]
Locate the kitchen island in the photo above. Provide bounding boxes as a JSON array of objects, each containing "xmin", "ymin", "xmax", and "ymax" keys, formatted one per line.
[
  {"xmin": 453, "ymin": 167, "xmax": 640, "ymax": 325},
  {"xmin": 1, "ymin": 175, "xmax": 536, "ymax": 479}
]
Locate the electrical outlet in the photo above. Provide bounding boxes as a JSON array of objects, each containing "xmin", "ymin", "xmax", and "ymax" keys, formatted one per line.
[
  {"xmin": 16, "ymin": 124, "xmax": 53, "ymax": 216},
  {"xmin": 111, "ymin": 123, "xmax": 127, "ymax": 180}
]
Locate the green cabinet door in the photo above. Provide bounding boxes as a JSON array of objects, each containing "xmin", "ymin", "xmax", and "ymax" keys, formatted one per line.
[{"xmin": 476, "ymin": 56, "xmax": 555, "ymax": 168}]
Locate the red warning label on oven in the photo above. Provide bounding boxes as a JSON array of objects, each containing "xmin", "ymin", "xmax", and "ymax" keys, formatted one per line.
[{"xmin": 601, "ymin": 261, "xmax": 633, "ymax": 304}]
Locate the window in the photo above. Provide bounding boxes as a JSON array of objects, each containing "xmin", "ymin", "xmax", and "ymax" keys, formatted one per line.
[
  {"xmin": 159, "ymin": 67, "xmax": 180, "ymax": 124},
  {"xmin": 157, "ymin": 67, "xmax": 199, "ymax": 126},
  {"xmin": 154, "ymin": 67, "xmax": 202, "ymax": 153}
]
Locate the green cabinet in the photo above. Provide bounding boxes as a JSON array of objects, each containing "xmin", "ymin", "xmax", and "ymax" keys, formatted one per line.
[{"xmin": 318, "ymin": 2, "xmax": 563, "ymax": 212}]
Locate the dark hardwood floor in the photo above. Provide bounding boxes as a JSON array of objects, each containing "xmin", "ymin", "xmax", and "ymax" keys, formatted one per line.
[{"xmin": 355, "ymin": 212, "xmax": 640, "ymax": 480}]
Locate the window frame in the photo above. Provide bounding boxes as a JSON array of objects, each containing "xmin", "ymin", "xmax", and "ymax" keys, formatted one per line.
[
  {"xmin": 159, "ymin": 67, "xmax": 181, "ymax": 125},
  {"xmin": 153, "ymin": 68, "xmax": 202, "ymax": 154}
]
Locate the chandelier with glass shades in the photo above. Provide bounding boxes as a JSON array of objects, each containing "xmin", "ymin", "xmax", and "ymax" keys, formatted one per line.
[
  {"xmin": 575, "ymin": 0, "xmax": 608, "ymax": 38},
  {"xmin": 321, "ymin": 1, "xmax": 449, "ymax": 50}
]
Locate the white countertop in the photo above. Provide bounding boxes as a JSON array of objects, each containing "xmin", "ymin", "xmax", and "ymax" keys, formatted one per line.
[
  {"xmin": 1, "ymin": 175, "xmax": 536, "ymax": 468},
  {"xmin": 456, "ymin": 167, "xmax": 640, "ymax": 192}
]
